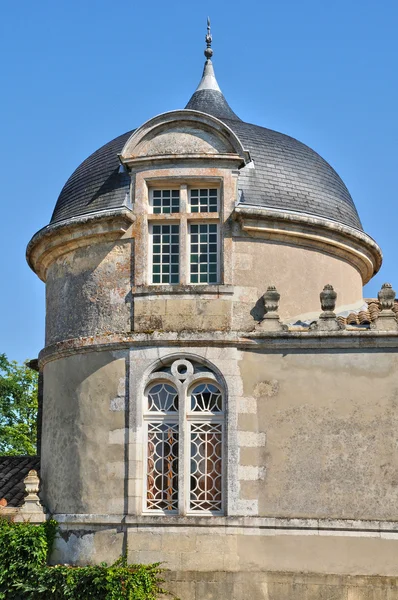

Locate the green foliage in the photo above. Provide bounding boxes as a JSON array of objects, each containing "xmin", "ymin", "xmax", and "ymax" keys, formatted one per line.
[
  {"xmin": 0, "ymin": 354, "xmax": 38, "ymax": 455},
  {"xmin": 0, "ymin": 519, "xmax": 172, "ymax": 600}
]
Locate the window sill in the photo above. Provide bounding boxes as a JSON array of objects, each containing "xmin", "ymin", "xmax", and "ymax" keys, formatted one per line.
[{"xmin": 132, "ymin": 284, "xmax": 234, "ymax": 296}]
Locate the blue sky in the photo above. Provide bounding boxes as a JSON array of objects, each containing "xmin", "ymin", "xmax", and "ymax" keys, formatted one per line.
[{"xmin": 1, "ymin": 0, "xmax": 397, "ymax": 362}]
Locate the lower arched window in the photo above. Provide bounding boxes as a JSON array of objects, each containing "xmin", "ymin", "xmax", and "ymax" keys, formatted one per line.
[{"xmin": 143, "ymin": 358, "xmax": 224, "ymax": 514}]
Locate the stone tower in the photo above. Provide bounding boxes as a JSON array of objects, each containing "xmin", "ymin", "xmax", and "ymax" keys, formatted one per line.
[{"xmin": 27, "ymin": 23, "xmax": 398, "ymax": 600}]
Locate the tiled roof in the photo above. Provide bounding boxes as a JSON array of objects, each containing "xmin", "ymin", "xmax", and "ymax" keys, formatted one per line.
[
  {"xmin": 186, "ymin": 88, "xmax": 241, "ymax": 121},
  {"xmin": 336, "ymin": 299, "xmax": 398, "ymax": 328},
  {"xmin": 49, "ymin": 89, "xmax": 363, "ymax": 231},
  {"xmin": 0, "ymin": 456, "xmax": 40, "ymax": 508}
]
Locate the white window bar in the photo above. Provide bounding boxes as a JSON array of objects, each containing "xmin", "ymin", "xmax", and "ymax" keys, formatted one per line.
[
  {"xmin": 189, "ymin": 188, "xmax": 218, "ymax": 213},
  {"xmin": 146, "ymin": 422, "xmax": 179, "ymax": 512},
  {"xmin": 189, "ymin": 223, "xmax": 219, "ymax": 284},
  {"xmin": 151, "ymin": 224, "xmax": 180, "ymax": 284}
]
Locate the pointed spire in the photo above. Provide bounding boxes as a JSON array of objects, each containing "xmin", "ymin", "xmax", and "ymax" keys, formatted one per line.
[
  {"xmin": 194, "ymin": 17, "xmax": 220, "ymax": 93},
  {"xmin": 205, "ymin": 17, "xmax": 213, "ymax": 60},
  {"xmin": 185, "ymin": 19, "xmax": 241, "ymax": 121}
]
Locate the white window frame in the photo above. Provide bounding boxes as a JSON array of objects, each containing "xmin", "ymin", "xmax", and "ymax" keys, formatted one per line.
[
  {"xmin": 188, "ymin": 221, "xmax": 220, "ymax": 285},
  {"xmin": 188, "ymin": 187, "xmax": 219, "ymax": 213},
  {"xmin": 148, "ymin": 221, "xmax": 180, "ymax": 285},
  {"xmin": 149, "ymin": 187, "xmax": 181, "ymax": 214},
  {"xmin": 142, "ymin": 359, "xmax": 225, "ymax": 516},
  {"xmin": 147, "ymin": 182, "xmax": 221, "ymax": 286}
]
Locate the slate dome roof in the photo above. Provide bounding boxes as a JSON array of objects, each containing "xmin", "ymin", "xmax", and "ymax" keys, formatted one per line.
[{"xmin": 50, "ymin": 54, "xmax": 362, "ymax": 231}]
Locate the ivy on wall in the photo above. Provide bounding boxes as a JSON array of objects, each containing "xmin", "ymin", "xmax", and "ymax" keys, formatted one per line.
[{"xmin": 0, "ymin": 519, "xmax": 174, "ymax": 600}]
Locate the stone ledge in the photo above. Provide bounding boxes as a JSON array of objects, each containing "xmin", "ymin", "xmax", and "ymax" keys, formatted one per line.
[
  {"xmin": 52, "ymin": 513, "xmax": 398, "ymax": 534},
  {"xmin": 133, "ymin": 284, "xmax": 234, "ymax": 296},
  {"xmin": 38, "ymin": 329, "xmax": 398, "ymax": 367}
]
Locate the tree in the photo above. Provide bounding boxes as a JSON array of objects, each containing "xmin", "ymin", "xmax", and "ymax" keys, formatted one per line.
[{"xmin": 0, "ymin": 354, "xmax": 38, "ymax": 455}]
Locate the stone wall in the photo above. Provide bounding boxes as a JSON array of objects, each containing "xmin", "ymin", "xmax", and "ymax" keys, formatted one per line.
[
  {"xmin": 42, "ymin": 339, "xmax": 398, "ymax": 584},
  {"xmin": 164, "ymin": 571, "xmax": 398, "ymax": 600}
]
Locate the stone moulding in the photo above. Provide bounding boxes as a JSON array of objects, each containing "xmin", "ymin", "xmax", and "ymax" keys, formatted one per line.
[
  {"xmin": 37, "ymin": 329, "xmax": 398, "ymax": 368},
  {"xmin": 26, "ymin": 208, "xmax": 135, "ymax": 281},
  {"xmin": 52, "ymin": 513, "xmax": 398, "ymax": 536},
  {"xmin": 118, "ymin": 109, "xmax": 251, "ymax": 169},
  {"xmin": 233, "ymin": 205, "xmax": 382, "ymax": 284},
  {"xmin": 132, "ymin": 284, "xmax": 234, "ymax": 296}
]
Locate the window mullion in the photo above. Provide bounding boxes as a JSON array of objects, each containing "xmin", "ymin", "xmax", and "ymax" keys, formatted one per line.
[
  {"xmin": 179, "ymin": 184, "xmax": 188, "ymax": 285},
  {"xmin": 178, "ymin": 381, "xmax": 187, "ymax": 515},
  {"xmin": 180, "ymin": 214, "xmax": 189, "ymax": 285}
]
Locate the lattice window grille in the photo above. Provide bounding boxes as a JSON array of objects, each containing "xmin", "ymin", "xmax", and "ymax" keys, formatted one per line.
[
  {"xmin": 143, "ymin": 359, "xmax": 225, "ymax": 515},
  {"xmin": 146, "ymin": 421, "xmax": 179, "ymax": 512},
  {"xmin": 147, "ymin": 382, "xmax": 178, "ymax": 412},
  {"xmin": 190, "ymin": 382, "xmax": 223, "ymax": 412},
  {"xmin": 189, "ymin": 422, "xmax": 223, "ymax": 512}
]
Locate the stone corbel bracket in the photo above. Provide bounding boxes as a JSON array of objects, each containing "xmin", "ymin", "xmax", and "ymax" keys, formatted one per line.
[
  {"xmin": 233, "ymin": 206, "xmax": 382, "ymax": 284},
  {"xmin": 26, "ymin": 208, "xmax": 135, "ymax": 282}
]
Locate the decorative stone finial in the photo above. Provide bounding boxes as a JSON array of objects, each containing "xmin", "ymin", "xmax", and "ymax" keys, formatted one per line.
[
  {"xmin": 263, "ymin": 286, "xmax": 280, "ymax": 315},
  {"xmin": 314, "ymin": 285, "xmax": 341, "ymax": 331},
  {"xmin": 14, "ymin": 469, "xmax": 46, "ymax": 523},
  {"xmin": 320, "ymin": 284, "xmax": 337, "ymax": 317},
  {"xmin": 257, "ymin": 286, "xmax": 284, "ymax": 331},
  {"xmin": 204, "ymin": 17, "xmax": 213, "ymax": 60},
  {"xmin": 372, "ymin": 283, "xmax": 398, "ymax": 331},
  {"xmin": 378, "ymin": 283, "xmax": 396, "ymax": 312}
]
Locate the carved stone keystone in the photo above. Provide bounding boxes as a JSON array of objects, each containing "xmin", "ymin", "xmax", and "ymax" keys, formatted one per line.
[
  {"xmin": 372, "ymin": 283, "xmax": 398, "ymax": 331},
  {"xmin": 14, "ymin": 470, "xmax": 46, "ymax": 523},
  {"xmin": 257, "ymin": 286, "xmax": 284, "ymax": 331},
  {"xmin": 316, "ymin": 285, "xmax": 341, "ymax": 331}
]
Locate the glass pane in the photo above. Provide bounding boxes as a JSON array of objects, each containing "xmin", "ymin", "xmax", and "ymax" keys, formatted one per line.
[
  {"xmin": 189, "ymin": 224, "xmax": 218, "ymax": 284},
  {"xmin": 152, "ymin": 224, "xmax": 179, "ymax": 284}
]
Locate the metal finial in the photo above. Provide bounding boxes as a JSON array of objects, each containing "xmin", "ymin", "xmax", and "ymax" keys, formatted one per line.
[{"xmin": 204, "ymin": 17, "xmax": 213, "ymax": 60}]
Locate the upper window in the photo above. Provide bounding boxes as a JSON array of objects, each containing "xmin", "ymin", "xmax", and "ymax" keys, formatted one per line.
[
  {"xmin": 151, "ymin": 189, "xmax": 180, "ymax": 214},
  {"xmin": 189, "ymin": 188, "xmax": 218, "ymax": 213},
  {"xmin": 148, "ymin": 184, "xmax": 221, "ymax": 285},
  {"xmin": 143, "ymin": 358, "xmax": 225, "ymax": 515}
]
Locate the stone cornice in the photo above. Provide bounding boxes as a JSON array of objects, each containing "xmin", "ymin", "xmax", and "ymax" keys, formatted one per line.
[
  {"xmin": 38, "ymin": 329, "xmax": 398, "ymax": 367},
  {"xmin": 233, "ymin": 205, "xmax": 382, "ymax": 284},
  {"xmin": 120, "ymin": 153, "xmax": 243, "ymax": 169},
  {"xmin": 26, "ymin": 208, "xmax": 135, "ymax": 282}
]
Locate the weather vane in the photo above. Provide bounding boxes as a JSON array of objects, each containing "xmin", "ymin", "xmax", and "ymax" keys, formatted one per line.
[{"xmin": 204, "ymin": 16, "xmax": 213, "ymax": 60}]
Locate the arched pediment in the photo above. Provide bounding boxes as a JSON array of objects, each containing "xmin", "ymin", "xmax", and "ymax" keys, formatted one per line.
[{"xmin": 119, "ymin": 110, "xmax": 250, "ymax": 166}]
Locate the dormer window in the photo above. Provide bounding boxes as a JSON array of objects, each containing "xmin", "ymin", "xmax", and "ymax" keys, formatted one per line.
[{"xmin": 149, "ymin": 184, "xmax": 221, "ymax": 285}]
